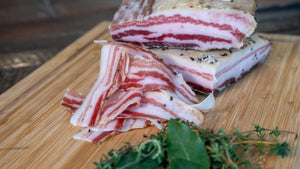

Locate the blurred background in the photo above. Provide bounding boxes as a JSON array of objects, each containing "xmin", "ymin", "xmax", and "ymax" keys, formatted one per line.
[{"xmin": 0, "ymin": 0, "xmax": 299, "ymax": 94}]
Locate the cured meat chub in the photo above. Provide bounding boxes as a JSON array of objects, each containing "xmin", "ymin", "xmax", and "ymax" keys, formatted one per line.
[{"xmin": 110, "ymin": 0, "xmax": 257, "ymax": 50}]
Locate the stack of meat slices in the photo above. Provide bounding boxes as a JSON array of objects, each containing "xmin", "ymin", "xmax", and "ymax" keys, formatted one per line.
[
  {"xmin": 62, "ymin": 42, "xmax": 214, "ymax": 143},
  {"xmin": 62, "ymin": 0, "xmax": 272, "ymax": 143}
]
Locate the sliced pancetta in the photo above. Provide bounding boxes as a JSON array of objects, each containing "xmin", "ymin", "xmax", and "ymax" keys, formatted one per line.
[
  {"xmin": 73, "ymin": 118, "xmax": 150, "ymax": 144},
  {"xmin": 70, "ymin": 45, "xmax": 130, "ymax": 127},
  {"xmin": 95, "ymin": 41, "xmax": 199, "ymax": 104},
  {"xmin": 122, "ymin": 91, "xmax": 204, "ymax": 127}
]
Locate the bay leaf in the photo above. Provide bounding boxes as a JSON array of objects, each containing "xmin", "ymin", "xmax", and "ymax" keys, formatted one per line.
[{"xmin": 166, "ymin": 119, "xmax": 210, "ymax": 169}]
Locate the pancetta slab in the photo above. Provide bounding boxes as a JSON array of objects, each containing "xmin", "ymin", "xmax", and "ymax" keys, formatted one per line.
[
  {"xmin": 150, "ymin": 34, "xmax": 272, "ymax": 94},
  {"xmin": 110, "ymin": 0, "xmax": 257, "ymax": 50}
]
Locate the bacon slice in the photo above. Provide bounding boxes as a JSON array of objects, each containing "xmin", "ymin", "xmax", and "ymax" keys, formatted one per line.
[
  {"xmin": 92, "ymin": 118, "xmax": 126, "ymax": 131},
  {"xmin": 122, "ymin": 55, "xmax": 198, "ymax": 104},
  {"xmin": 63, "ymin": 89, "xmax": 204, "ymax": 127},
  {"xmin": 73, "ymin": 118, "xmax": 150, "ymax": 144},
  {"xmin": 150, "ymin": 34, "xmax": 272, "ymax": 94},
  {"xmin": 97, "ymin": 89, "xmax": 142, "ymax": 125},
  {"xmin": 119, "ymin": 118, "xmax": 151, "ymax": 131},
  {"xmin": 110, "ymin": 0, "xmax": 257, "ymax": 50},
  {"xmin": 62, "ymin": 88, "xmax": 142, "ymax": 125},
  {"xmin": 73, "ymin": 130, "xmax": 116, "ymax": 144},
  {"xmin": 61, "ymin": 89, "xmax": 85, "ymax": 113},
  {"xmin": 70, "ymin": 45, "xmax": 130, "ymax": 127},
  {"xmin": 121, "ymin": 91, "xmax": 204, "ymax": 127}
]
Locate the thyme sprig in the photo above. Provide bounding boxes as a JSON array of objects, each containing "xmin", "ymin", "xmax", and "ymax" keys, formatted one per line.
[{"xmin": 94, "ymin": 119, "xmax": 296, "ymax": 169}]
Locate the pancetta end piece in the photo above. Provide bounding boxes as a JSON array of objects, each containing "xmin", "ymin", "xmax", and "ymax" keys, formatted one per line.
[{"xmin": 150, "ymin": 34, "xmax": 271, "ymax": 94}]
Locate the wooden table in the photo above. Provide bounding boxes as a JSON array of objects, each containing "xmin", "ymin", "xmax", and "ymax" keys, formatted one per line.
[
  {"xmin": 0, "ymin": 0, "xmax": 300, "ymax": 94},
  {"xmin": 0, "ymin": 21, "xmax": 300, "ymax": 169}
]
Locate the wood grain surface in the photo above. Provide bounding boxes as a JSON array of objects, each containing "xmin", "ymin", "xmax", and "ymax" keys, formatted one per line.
[{"xmin": 0, "ymin": 21, "xmax": 300, "ymax": 169}]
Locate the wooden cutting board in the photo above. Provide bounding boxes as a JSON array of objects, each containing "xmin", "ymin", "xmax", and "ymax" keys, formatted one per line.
[{"xmin": 0, "ymin": 21, "xmax": 300, "ymax": 169}]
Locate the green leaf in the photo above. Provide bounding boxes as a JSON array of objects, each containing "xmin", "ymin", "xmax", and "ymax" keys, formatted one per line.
[
  {"xmin": 217, "ymin": 128, "xmax": 225, "ymax": 136},
  {"xmin": 169, "ymin": 158, "xmax": 207, "ymax": 169},
  {"xmin": 233, "ymin": 127, "xmax": 249, "ymax": 141},
  {"xmin": 166, "ymin": 119, "xmax": 210, "ymax": 169},
  {"xmin": 270, "ymin": 142, "xmax": 290, "ymax": 158},
  {"xmin": 254, "ymin": 124, "xmax": 266, "ymax": 140},
  {"xmin": 113, "ymin": 150, "xmax": 161, "ymax": 169},
  {"xmin": 270, "ymin": 126, "xmax": 281, "ymax": 141}
]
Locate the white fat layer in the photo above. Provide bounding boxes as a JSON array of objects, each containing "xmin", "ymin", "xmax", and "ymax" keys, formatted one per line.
[
  {"xmin": 161, "ymin": 88, "xmax": 196, "ymax": 105},
  {"xmin": 72, "ymin": 128, "xmax": 90, "ymax": 141},
  {"xmin": 134, "ymin": 76, "xmax": 169, "ymax": 86},
  {"xmin": 64, "ymin": 89, "xmax": 84, "ymax": 102},
  {"xmin": 147, "ymin": 91, "xmax": 203, "ymax": 126},
  {"xmin": 119, "ymin": 119, "xmax": 148, "ymax": 131},
  {"xmin": 148, "ymin": 119, "xmax": 164, "ymax": 130},
  {"xmin": 128, "ymin": 103, "xmax": 174, "ymax": 120},
  {"xmin": 151, "ymin": 0, "xmax": 256, "ymax": 16},
  {"xmin": 191, "ymin": 93, "xmax": 215, "ymax": 112},
  {"xmin": 152, "ymin": 49, "xmax": 217, "ymax": 89},
  {"xmin": 215, "ymin": 45, "xmax": 271, "ymax": 91},
  {"xmin": 125, "ymin": 91, "xmax": 203, "ymax": 126},
  {"xmin": 91, "ymin": 119, "xmax": 120, "ymax": 131},
  {"xmin": 73, "ymin": 128, "xmax": 111, "ymax": 142},
  {"xmin": 148, "ymin": 9, "xmax": 255, "ymax": 35},
  {"xmin": 100, "ymin": 97, "xmax": 141, "ymax": 125},
  {"xmin": 128, "ymin": 64, "xmax": 167, "ymax": 75},
  {"xmin": 112, "ymin": 22, "xmax": 235, "ymax": 38},
  {"xmin": 160, "ymin": 89, "xmax": 182, "ymax": 101},
  {"xmin": 98, "ymin": 45, "xmax": 111, "ymax": 79}
]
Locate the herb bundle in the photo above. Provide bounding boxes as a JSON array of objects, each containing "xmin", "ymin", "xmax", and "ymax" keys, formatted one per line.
[{"xmin": 94, "ymin": 119, "xmax": 295, "ymax": 169}]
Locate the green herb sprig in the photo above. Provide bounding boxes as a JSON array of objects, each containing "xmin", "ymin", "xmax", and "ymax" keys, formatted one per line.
[{"xmin": 94, "ymin": 119, "xmax": 296, "ymax": 169}]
